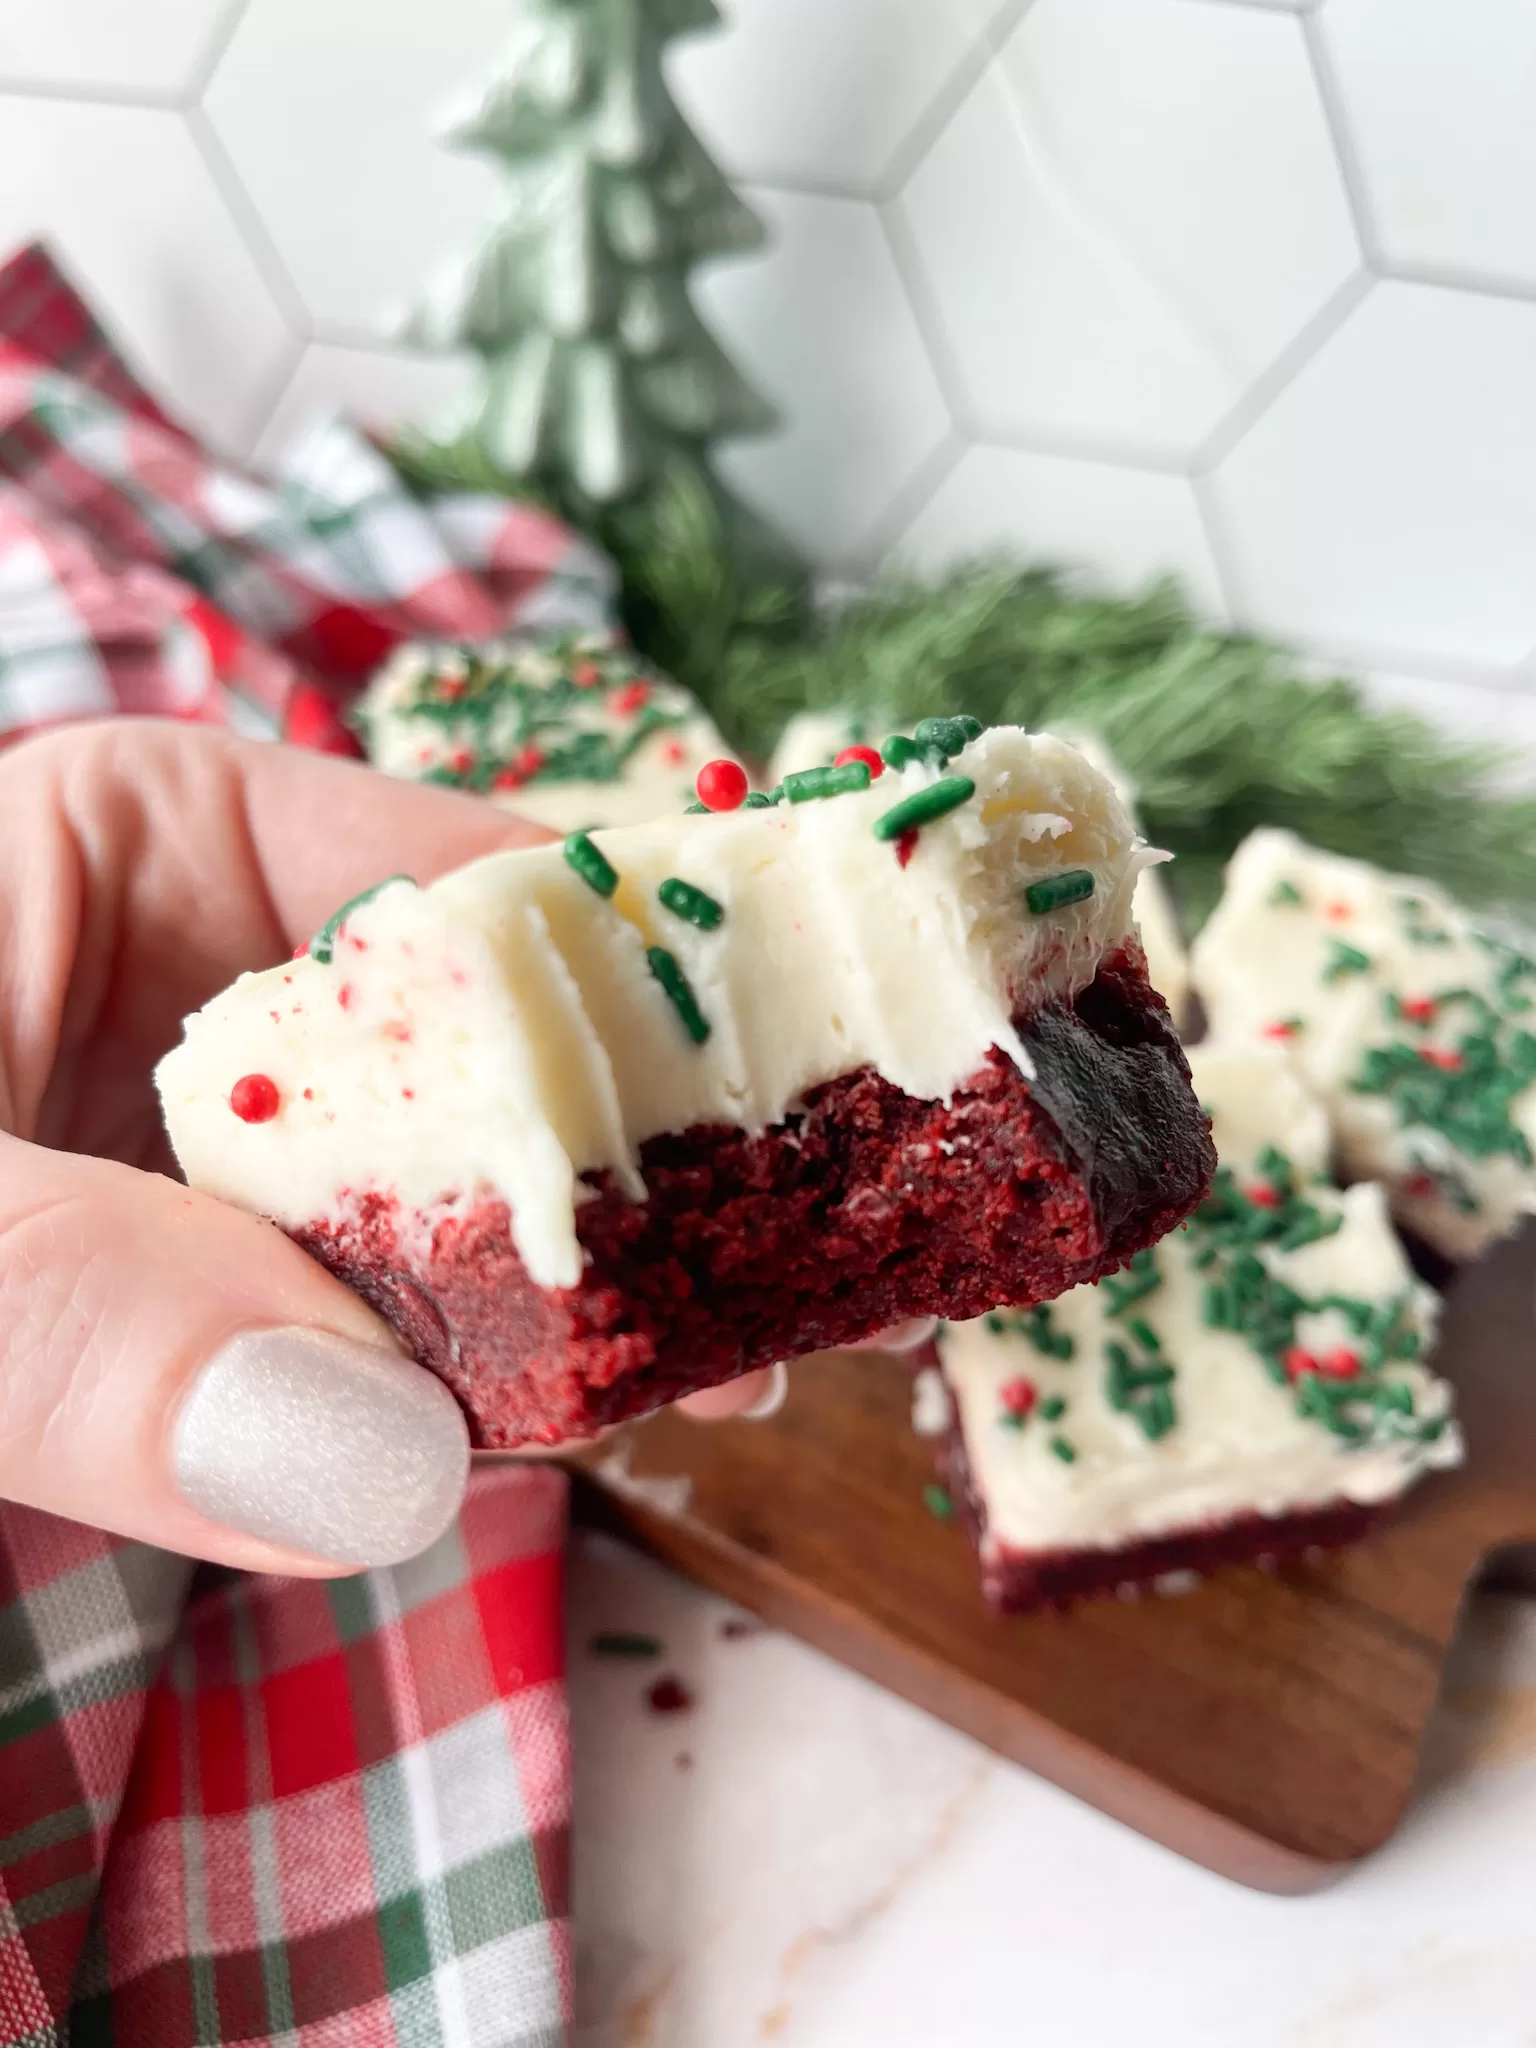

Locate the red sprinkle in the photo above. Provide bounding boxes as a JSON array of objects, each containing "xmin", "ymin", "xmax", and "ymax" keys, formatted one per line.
[
  {"xmin": 438, "ymin": 676, "xmax": 466, "ymax": 702},
  {"xmin": 571, "ymin": 661, "xmax": 602, "ymax": 689},
  {"xmin": 230, "ymin": 1074, "xmax": 280, "ymax": 1124},
  {"xmin": 1419, "ymin": 1047, "xmax": 1463, "ymax": 1072},
  {"xmin": 1404, "ymin": 1171, "xmax": 1437, "ymax": 1199},
  {"xmin": 1324, "ymin": 899, "xmax": 1355, "ymax": 922},
  {"xmin": 834, "ymin": 743, "xmax": 884, "ymax": 779},
  {"xmin": 1400, "ymin": 996, "xmax": 1437, "ymax": 1025},
  {"xmin": 302, "ymin": 1088, "xmax": 314, "ymax": 1101},
  {"xmin": 647, "ymin": 1676, "xmax": 694, "ymax": 1715},
  {"xmin": 1261, "ymin": 1019, "xmax": 1298, "ymax": 1041},
  {"xmin": 999, "ymin": 1376, "xmax": 1038, "ymax": 1418},
  {"xmin": 695, "ymin": 758, "xmax": 749, "ymax": 812},
  {"xmin": 894, "ymin": 827, "xmax": 919, "ymax": 869},
  {"xmin": 1248, "ymin": 1184, "xmax": 1281, "ymax": 1209},
  {"xmin": 661, "ymin": 739, "xmax": 688, "ymax": 768},
  {"xmin": 292, "ymin": 943, "xmax": 308, "ymax": 961},
  {"xmin": 611, "ymin": 680, "xmax": 652, "ymax": 717},
  {"xmin": 448, "ymin": 747, "xmax": 475, "ymax": 776},
  {"xmin": 338, "ymin": 983, "xmax": 355, "ymax": 1011},
  {"xmin": 1284, "ymin": 1346, "xmax": 1319, "ymax": 1382},
  {"xmin": 1320, "ymin": 1348, "xmax": 1361, "ymax": 1380}
]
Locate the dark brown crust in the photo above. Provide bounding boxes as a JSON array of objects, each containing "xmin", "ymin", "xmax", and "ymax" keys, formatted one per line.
[
  {"xmin": 937, "ymin": 1380, "xmax": 1386, "ymax": 1616},
  {"xmin": 294, "ymin": 951, "xmax": 1215, "ymax": 1448}
]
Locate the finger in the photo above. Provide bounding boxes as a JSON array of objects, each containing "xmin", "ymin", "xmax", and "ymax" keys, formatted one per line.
[
  {"xmin": 847, "ymin": 1318, "xmax": 939, "ymax": 1355},
  {"xmin": 678, "ymin": 1364, "xmax": 785, "ymax": 1423},
  {"xmin": 0, "ymin": 1132, "xmax": 469, "ymax": 1574},
  {"xmin": 1, "ymin": 721, "xmax": 557, "ymax": 1150}
]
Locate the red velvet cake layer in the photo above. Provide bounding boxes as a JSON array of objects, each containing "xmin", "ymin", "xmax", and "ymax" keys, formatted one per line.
[
  {"xmin": 294, "ymin": 957, "xmax": 1214, "ymax": 1447},
  {"xmin": 938, "ymin": 1416, "xmax": 1385, "ymax": 1617}
]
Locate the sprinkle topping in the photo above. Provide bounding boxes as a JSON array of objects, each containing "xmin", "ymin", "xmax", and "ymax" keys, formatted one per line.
[
  {"xmin": 1323, "ymin": 939, "xmax": 1372, "ymax": 982},
  {"xmin": 782, "ymin": 761, "xmax": 871, "ymax": 803},
  {"xmin": 696, "ymin": 758, "xmax": 748, "ymax": 812},
  {"xmin": 923, "ymin": 1483, "xmax": 955, "ymax": 1521},
  {"xmin": 647, "ymin": 946, "xmax": 711, "ymax": 1045},
  {"xmin": 872, "ymin": 775, "xmax": 976, "ymax": 843},
  {"xmin": 834, "ymin": 743, "xmax": 884, "ymax": 779},
  {"xmin": 1025, "ymin": 869, "xmax": 1096, "ymax": 916},
  {"xmin": 230, "ymin": 1074, "xmax": 280, "ymax": 1124},
  {"xmin": 563, "ymin": 830, "xmax": 619, "ymax": 898},
  {"xmin": 310, "ymin": 876, "xmax": 412, "ymax": 964},
  {"xmin": 658, "ymin": 877, "xmax": 725, "ymax": 931}
]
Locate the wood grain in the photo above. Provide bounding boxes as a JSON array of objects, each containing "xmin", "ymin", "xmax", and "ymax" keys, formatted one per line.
[{"xmin": 573, "ymin": 1220, "xmax": 1536, "ymax": 1893}]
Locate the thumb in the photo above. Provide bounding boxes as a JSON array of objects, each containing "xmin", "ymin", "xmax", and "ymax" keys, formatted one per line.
[{"xmin": 0, "ymin": 1134, "xmax": 469, "ymax": 1573}]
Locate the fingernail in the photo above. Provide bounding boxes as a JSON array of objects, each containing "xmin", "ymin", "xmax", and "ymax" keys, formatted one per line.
[
  {"xmin": 740, "ymin": 1361, "xmax": 789, "ymax": 1421},
  {"xmin": 174, "ymin": 1329, "xmax": 470, "ymax": 1566},
  {"xmin": 853, "ymin": 1317, "xmax": 939, "ymax": 1355}
]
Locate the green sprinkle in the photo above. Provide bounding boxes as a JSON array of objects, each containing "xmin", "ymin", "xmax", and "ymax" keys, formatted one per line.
[
  {"xmin": 646, "ymin": 947, "xmax": 711, "ymax": 1045},
  {"xmin": 590, "ymin": 1632, "xmax": 662, "ymax": 1659},
  {"xmin": 309, "ymin": 875, "xmax": 413, "ymax": 963},
  {"xmin": 872, "ymin": 775, "xmax": 976, "ymax": 842},
  {"xmin": 1127, "ymin": 1317, "xmax": 1161, "ymax": 1353},
  {"xmin": 684, "ymin": 800, "xmax": 709, "ymax": 813},
  {"xmin": 984, "ymin": 1312, "xmax": 1007, "ymax": 1334},
  {"xmin": 923, "ymin": 1483, "xmax": 955, "ymax": 1521},
  {"xmin": 658, "ymin": 877, "xmax": 724, "ymax": 931},
  {"xmin": 1025, "ymin": 869, "xmax": 1096, "ymax": 915},
  {"xmin": 881, "ymin": 734, "xmax": 921, "ymax": 771},
  {"xmin": 1038, "ymin": 1394, "xmax": 1067, "ymax": 1422},
  {"xmin": 912, "ymin": 715, "xmax": 982, "ymax": 763},
  {"xmin": 782, "ymin": 762, "xmax": 872, "ymax": 803},
  {"xmin": 1270, "ymin": 880, "xmax": 1304, "ymax": 907},
  {"xmin": 1324, "ymin": 939, "xmax": 1372, "ymax": 982},
  {"xmin": 1049, "ymin": 1436, "xmax": 1078, "ymax": 1464},
  {"xmin": 742, "ymin": 792, "xmax": 773, "ymax": 809},
  {"xmin": 563, "ymin": 830, "xmax": 619, "ymax": 898}
]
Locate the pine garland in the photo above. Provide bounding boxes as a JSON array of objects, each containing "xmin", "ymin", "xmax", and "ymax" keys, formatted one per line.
[
  {"xmin": 392, "ymin": 448, "xmax": 1536, "ymax": 930},
  {"xmin": 714, "ymin": 563, "xmax": 1536, "ymax": 928}
]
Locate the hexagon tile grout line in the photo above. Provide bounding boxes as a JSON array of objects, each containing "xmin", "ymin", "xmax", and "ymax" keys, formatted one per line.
[
  {"xmin": 182, "ymin": 105, "xmax": 313, "ymax": 338},
  {"xmin": 0, "ymin": 76, "xmax": 188, "ymax": 111},
  {"xmin": 1188, "ymin": 471, "xmax": 1248, "ymax": 623},
  {"xmin": 235, "ymin": 328, "xmax": 311, "ymax": 466},
  {"xmin": 1384, "ymin": 260, "xmax": 1536, "ymax": 312},
  {"xmin": 1189, "ymin": 266, "xmax": 1376, "ymax": 474},
  {"xmin": 871, "ymin": 25, "xmax": 1010, "ymax": 205},
  {"xmin": 1301, "ymin": 9, "xmax": 1386, "ymax": 268},
  {"xmin": 844, "ymin": 430, "xmax": 970, "ymax": 580},
  {"xmin": 877, "ymin": 196, "xmax": 980, "ymax": 440},
  {"xmin": 189, "ymin": 0, "xmax": 255, "ymax": 104}
]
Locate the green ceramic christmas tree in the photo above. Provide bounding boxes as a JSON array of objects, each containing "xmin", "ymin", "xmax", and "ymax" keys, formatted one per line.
[{"xmin": 405, "ymin": 0, "xmax": 786, "ymax": 546}]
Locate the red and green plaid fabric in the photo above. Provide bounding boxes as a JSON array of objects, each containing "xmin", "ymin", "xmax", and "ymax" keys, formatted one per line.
[
  {"xmin": 0, "ymin": 244, "xmax": 590, "ymax": 2043},
  {"xmin": 0, "ymin": 1471, "xmax": 571, "ymax": 2048},
  {"xmin": 0, "ymin": 243, "xmax": 613, "ymax": 754}
]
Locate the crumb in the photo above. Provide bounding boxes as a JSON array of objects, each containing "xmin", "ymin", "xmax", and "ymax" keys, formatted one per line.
[
  {"xmin": 647, "ymin": 1676, "xmax": 694, "ymax": 1715},
  {"xmin": 674, "ymin": 1752, "xmax": 694, "ymax": 1772},
  {"xmin": 719, "ymin": 1617, "xmax": 762, "ymax": 1642}
]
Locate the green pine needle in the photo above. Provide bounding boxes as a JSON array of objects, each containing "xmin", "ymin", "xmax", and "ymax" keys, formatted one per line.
[
  {"xmin": 390, "ymin": 441, "xmax": 1536, "ymax": 931},
  {"xmin": 713, "ymin": 563, "xmax": 1536, "ymax": 928}
]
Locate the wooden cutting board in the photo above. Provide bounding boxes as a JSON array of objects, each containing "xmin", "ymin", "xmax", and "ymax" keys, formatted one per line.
[{"xmin": 572, "ymin": 1220, "xmax": 1536, "ymax": 1894}]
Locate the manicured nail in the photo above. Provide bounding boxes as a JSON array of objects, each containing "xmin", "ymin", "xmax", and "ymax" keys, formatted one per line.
[
  {"xmin": 174, "ymin": 1329, "xmax": 470, "ymax": 1566},
  {"xmin": 740, "ymin": 1360, "xmax": 789, "ymax": 1421}
]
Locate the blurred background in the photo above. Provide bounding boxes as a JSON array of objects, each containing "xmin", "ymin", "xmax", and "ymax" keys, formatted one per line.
[{"xmin": 3, "ymin": 0, "xmax": 1534, "ymax": 764}]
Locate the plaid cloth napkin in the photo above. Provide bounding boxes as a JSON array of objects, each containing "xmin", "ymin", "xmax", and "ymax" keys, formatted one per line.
[{"xmin": 0, "ymin": 244, "xmax": 608, "ymax": 2045}]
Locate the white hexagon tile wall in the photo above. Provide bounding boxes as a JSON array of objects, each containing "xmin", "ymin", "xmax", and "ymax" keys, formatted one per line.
[{"xmin": 1, "ymin": 0, "xmax": 1534, "ymax": 752}]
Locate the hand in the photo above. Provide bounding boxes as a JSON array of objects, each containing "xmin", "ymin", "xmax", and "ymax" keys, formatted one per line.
[{"xmin": 0, "ymin": 721, "xmax": 777, "ymax": 1577}]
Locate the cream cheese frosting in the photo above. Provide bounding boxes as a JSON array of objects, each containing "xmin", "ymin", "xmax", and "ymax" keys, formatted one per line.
[
  {"xmin": 157, "ymin": 725, "xmax": 1148, "ymax": 1292},
  {"xmin": 772, "ymin": 713, "xmax": 1190, "ymax": 1026},
  {"xmin": 1191, "ymin": 828, "xmax": 1536, "ymax": 1259},
  {"xmin": 939, "ymin": 1044, "xmax": 1460, "ymax": 1559},
  {"xmin": 357, "ymin": 632, "xmax": 733, "ymax": 833}
]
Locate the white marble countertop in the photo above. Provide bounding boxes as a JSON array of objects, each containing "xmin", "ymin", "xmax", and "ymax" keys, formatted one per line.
[{"xmin": 567, "ymin": 1531, "xmax": 1536, "ymax": 2048}]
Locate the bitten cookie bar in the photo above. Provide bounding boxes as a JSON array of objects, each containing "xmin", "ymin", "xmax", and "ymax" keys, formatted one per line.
[
  {"xmin": 928, "ymin": 1044, "xmax": 1461, "ymax": 1615},
  {"xmin": 772, "ymin": 713, "xmax": 1191, "ymax": 1027},
  {"xmin": 357, "ymin": 631, "xmax": 735, "ymax": 831},
  {"xmin": 1191, "ymin": 827, "xmax": 1536, "ymax": 1259},
  {"xmin": 157, "ymin": 724, "xmax": 1214, "ymax": 1448}
]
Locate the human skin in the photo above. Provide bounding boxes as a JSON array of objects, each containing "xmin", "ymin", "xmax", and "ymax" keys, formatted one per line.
[{"xmin": 0, "ymin": 720, "xmax": 786, "ymax": 1577}]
